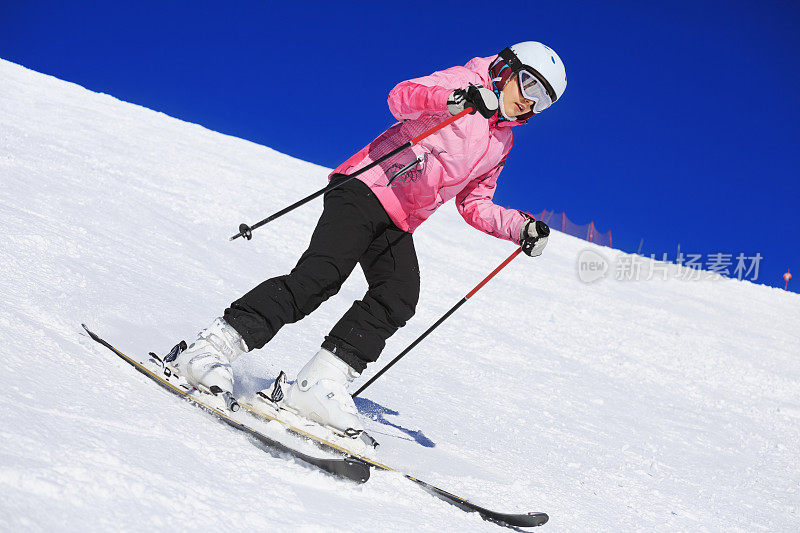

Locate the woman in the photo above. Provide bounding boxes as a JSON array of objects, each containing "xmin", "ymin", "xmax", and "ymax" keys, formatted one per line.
[{"xmin": 174, "ymin": 41, "xmax": 567, "ymax": 438}]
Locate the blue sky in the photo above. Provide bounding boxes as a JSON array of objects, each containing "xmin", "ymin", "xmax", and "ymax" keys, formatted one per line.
[{"xmin": 2, "ymin": 1, "xmax": 798, "ymax": 290}]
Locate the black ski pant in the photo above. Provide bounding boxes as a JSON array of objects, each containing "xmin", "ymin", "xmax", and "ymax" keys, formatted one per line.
[{"xmin": 223, "ymin": 178, "xmax": 420, "ymax": 373}]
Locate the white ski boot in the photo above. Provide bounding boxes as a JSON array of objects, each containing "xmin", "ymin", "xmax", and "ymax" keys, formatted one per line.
[
  {"xmin": 283, "ymin": 348, "xmax": 364, "ymax": 437},
  {"xmin": 172, "ymin": 317, "xmax": 248, "ymax": 395}
]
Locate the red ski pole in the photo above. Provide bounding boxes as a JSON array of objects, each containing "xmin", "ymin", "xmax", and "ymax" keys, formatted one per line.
[
  {"xmin": 231, "ymin": 107, "xmax": 474, "ymax": 241},
  {"xmin": 352, "ymin": 247, "xmax": 524, "ymax": 398}
]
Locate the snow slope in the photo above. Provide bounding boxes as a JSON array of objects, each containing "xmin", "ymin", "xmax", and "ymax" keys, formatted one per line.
[{"xmin": 1, "ymin": 58, "xmax": 798, "ymax": 531}]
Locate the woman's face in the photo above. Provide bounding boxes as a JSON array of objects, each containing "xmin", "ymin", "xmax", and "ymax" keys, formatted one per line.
[{"xmin": 502, "ymin": 75, "xmax": 534, "ymax": 118}]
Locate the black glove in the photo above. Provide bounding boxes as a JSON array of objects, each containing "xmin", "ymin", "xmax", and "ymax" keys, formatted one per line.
[
  {"xmin": 520, "ymin": 220, "xmax": 550, "ymax": 257},
  {"xmin": 447, "ymin": 84, "xmax": 499, "ymax": 119}
]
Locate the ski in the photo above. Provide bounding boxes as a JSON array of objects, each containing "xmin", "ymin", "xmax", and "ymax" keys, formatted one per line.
[
  {"xmin": 404, "ymin": 477, "xmax": 549, "ymax": 529},
  {"xmin": 80, "ymin": 324, "xmax": 370, "ymax": 483},
  {"xmin": 240, "ymin": 398, "xmax": 550, "ymax": 529},
  {"xmin": 81, "ymin": 324, "xmax": 548, "ymax": 529}
]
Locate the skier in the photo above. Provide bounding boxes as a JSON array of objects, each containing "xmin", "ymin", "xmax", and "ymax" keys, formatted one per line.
[{"xmin": 174, "ymin": 41, "xmax": 567, "ymax": 438}]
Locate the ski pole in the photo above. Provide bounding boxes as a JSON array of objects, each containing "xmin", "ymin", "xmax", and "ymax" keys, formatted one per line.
[
  {"xmin": 352, "ymin": 247, "xmax": 524, "ymax": 398},
  {"xmin": 230, "ymin": 107, "xmax": 474, "ymax": 241}
]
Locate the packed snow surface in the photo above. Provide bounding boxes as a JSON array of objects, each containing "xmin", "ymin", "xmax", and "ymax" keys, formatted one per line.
[{"xmin": 1, "ymin": 58, "xmax": 798, "ymax": 532}]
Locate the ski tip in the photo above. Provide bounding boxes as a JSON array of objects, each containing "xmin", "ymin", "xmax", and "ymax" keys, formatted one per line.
[
  {"xmin": 532, "ymin": 512, "xmax": 549, "ymax": 526},
  {"xmin": 486, "ymin": 511, "xmax": 549, "ymax": 529},
  {"xmin": 81, "ymin": 324, "xmax": 110, "ymax": 348},
  {"xmin": 343, "ymin": 458, "xmax": 371, "ymax": 483}
]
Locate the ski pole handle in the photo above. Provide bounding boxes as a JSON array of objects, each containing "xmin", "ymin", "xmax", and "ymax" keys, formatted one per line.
[
  {"xmin": 230, "ymin": 107, "xmax": 474, "ymax": 241},
  {"xmin": 352, "ymin": 247, "xmax": 522, "ymax": 398}
]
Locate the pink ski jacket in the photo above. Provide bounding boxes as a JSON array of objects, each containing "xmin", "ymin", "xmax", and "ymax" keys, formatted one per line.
[{"xmin": 330, "ymin": 55, "xmax": 530, "ymax": 243}]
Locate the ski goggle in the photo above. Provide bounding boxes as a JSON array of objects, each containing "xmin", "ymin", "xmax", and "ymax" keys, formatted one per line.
[{"xmin": 518, "ymin": 70, "xmax": 552, "ymax": 114}]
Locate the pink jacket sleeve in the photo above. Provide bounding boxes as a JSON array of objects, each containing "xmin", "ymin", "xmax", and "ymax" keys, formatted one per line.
[
  {"xmin": 455, "ymin": 161, "xmax": 530, "ymax": 243},
  {"xmin": 387, "ymin": 66, "xmax": 475, "ymax": 121}
]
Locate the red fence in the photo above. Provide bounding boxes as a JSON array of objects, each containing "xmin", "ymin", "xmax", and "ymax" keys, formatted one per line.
[{"xmin": 536, "ymin": 210, "xmax": 613, "ymax": 248}]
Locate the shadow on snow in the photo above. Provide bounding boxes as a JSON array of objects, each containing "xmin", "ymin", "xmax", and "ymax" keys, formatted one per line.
[{"xmin": 354, "ymin": 396, "xmax": 436, "ymax": 448}]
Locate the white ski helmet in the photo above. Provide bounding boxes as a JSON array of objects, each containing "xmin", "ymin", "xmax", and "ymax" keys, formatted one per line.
[{"xmin": 489, "ymin": 41, "xmax": 567, "ymax": 120}]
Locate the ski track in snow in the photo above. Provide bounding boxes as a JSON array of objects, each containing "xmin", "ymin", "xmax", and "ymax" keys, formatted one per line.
[{"xmin": 1, "ymin": 58, "xmax": 799, "ymax": 531}]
